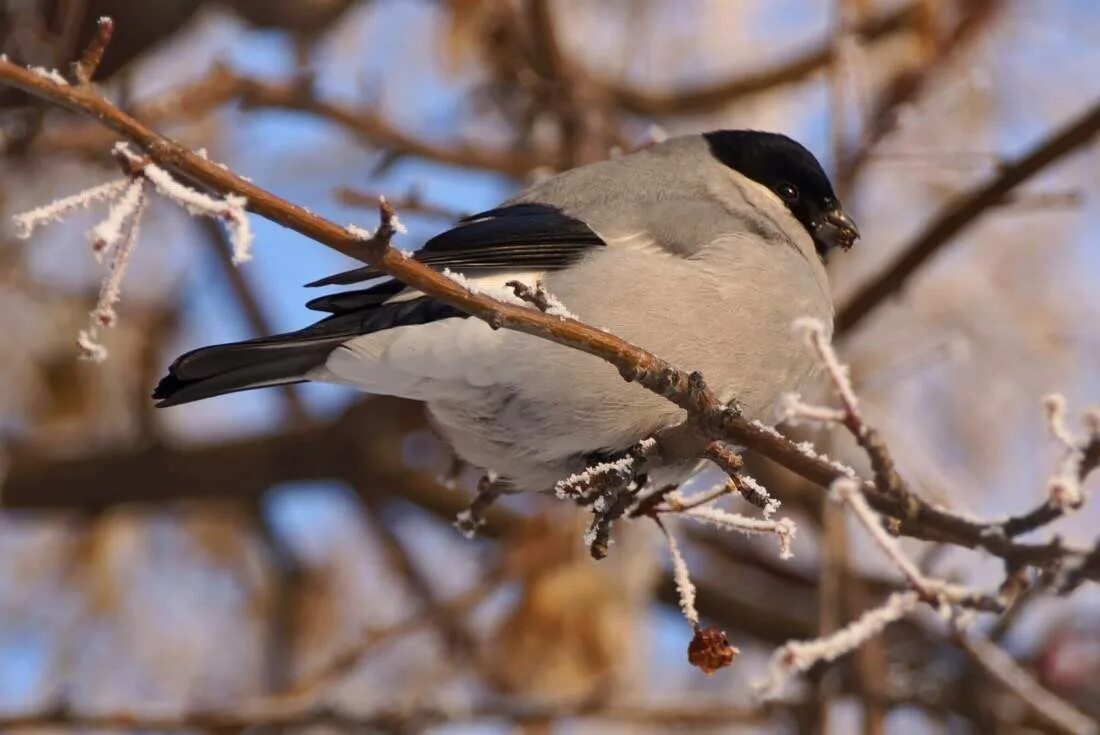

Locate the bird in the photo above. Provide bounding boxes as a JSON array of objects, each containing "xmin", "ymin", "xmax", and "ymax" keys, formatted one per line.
[{"xmin": 154, "ymin": 130, "xmax": 859, "ymax": 491}]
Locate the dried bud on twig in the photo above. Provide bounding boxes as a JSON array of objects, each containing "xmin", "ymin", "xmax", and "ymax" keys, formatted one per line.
[{"xmin": 688, "ymin": 627, "xmax": 739, "ymax": 675}]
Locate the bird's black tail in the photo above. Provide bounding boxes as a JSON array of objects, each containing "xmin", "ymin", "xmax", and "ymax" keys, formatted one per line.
[
  {"xmin": 154, "ymin": 278, "xmax": 468, "ymax": 408},
  {"xmin": 152, "ymin": 333, "xmax": 349, "ymax": 407}
]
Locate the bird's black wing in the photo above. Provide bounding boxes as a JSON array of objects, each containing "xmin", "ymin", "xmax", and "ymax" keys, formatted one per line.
[
  {"xmin": 153, "ymin": 204, "xmax": 603, "ymax": 406},
  {"xmin": 305, "ymin": 203, "xmax": 605, "ymax": 289}
]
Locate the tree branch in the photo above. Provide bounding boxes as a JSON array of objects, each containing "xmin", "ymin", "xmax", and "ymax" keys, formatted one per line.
[
  {"xmin": 601, "ymin": 2, "xmax": 918, "ymax": 115},
  {"xmin": 836, "ymin": 101, "xmax": 1100, "ymax": 335}
]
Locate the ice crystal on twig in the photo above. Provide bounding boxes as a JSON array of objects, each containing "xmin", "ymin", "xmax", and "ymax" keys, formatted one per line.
[{"xmin": 554, "ymin": 455, "xmax": 636, "ymax": 501}]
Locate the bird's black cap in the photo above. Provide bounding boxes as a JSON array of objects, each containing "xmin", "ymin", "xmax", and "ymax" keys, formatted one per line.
[{"xmin": 704, "ymin": 130, "xmax": 858, "ymax": 256}]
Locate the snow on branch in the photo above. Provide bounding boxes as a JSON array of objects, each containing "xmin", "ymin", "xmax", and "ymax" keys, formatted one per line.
[
  {"xmin": 506, "ymin": 280, "xmax": 577, "ymax": 319},
  {"xmin": 29, "ymin": 66, "xmax": 68, "ymax": 86}
]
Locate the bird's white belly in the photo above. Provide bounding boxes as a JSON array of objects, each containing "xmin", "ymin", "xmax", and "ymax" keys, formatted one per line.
[{"xmin": 317, "ymin": 245, "xmax": 832, "ymax": 491}]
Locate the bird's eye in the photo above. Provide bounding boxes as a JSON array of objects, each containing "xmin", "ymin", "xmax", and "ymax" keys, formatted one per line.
[{"xmin": 777, "ymin": 183, "xmax": 799, "ymax": 202}]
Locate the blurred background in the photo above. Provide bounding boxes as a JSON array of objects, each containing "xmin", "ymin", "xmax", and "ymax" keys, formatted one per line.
[{"xmin": 0, "ymin": 0, "xmax": 1098, "ymax": 732}]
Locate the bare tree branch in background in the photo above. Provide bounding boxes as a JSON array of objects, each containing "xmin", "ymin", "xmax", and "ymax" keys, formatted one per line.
[
  {"xmin": 600, "ymin": 2, "xmax": 919, "ymax": 116},
  {"xmin": 837, "ymin": 101, "xmax": 1100, "ymax": 335}
]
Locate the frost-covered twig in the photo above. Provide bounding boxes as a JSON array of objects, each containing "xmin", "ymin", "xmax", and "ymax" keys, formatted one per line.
[
  {"xmin": 557, "ymin": 438, "xmax": 660, "ymax": 559},
  {"xmin": 778, "ymin": 391, "xmax": 847, "ymax": 426},
  {"xmin": 13, "ymin": 178, "xmax": 130, "ymax": 238},
  {"xmin": 733, "ymin": 473, "xmax": 781, "ymax": 519},
  {"xmin": 655, "ymin": 517, "xmax": 738, "ymax": 674},
  {"xmin": 794, "ymin": 317, "xmax": 860, "ymax": 423},
  {"xmin": 755, "ymin": 591, "xmax": 919, "ymax": 699},
  {"xmin": 791, "ymin": 317, "xmax": 905, "ymax": 497},
  {"xmin": 89, "ymin": 177, "xmax": 145, "ymax": 259},
  {"xmin": 15, "ymin": 142, "xmax": 259, "ymax": 360},
  {"xmin": 12, "ymin": 171, "xmax": 153, "ymax": 361},
  {"xmin": 659, "ymin": 481, "xmax": 735, "ymax": 513},
  {"xmin": 834, "ymin": 478, "xmax": 930, "ymax": 591},
  {"xmin": 679, "ymin": 505, "xmax": 797, "ymax": 560},
  {"xmin": 1002, "ymin": 397, "xmax": 1100, "ymax": 539},
  {"xmin": 833, "ymin": 478, "xmax": 994, "ymax": 610},
  {"xmin": 657, "ymin": 517, "xmax": 699, "ymax": 628},
  {"xmin": 1042, "ymin": 393, "xmax": 1086, "ymax": 510},
  {"xmin": 116, "ymin": 144, "xmax": 254, "ymax": 263},
  {"xmin": 80, "ymin": 186, "xmax": 149, "ymax": 361},
  {"xmin": 555, "ymin": 455, "xmax": 638, "ymax": 503}
]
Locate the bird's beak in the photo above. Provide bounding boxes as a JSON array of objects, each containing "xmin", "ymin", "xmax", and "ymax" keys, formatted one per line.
[{"xmin": 814, "ymin": 207, "xmax": 860, "ymax": 251}]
